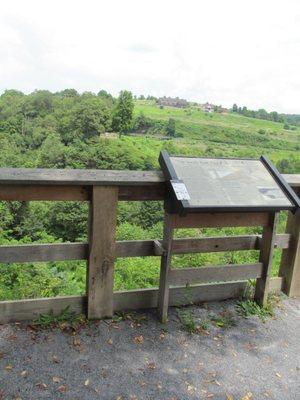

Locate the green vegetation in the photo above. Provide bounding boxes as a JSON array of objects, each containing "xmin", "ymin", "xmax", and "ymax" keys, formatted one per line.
[
  {"xmin": 236, "ymin": 295, "xmax": 279, "ymax": 321},
  {"xmin": 0, "ymin": 90, "xmax": 299, "ymax": 301},
  {"xmin": 33, "ymin": 306, "xmax": 88, "ymax": 331}
]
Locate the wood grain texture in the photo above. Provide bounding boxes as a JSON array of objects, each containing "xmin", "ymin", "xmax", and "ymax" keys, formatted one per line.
[
  {"xmin": 279, "ymin": 211, "xmax": 300, "ymax": 297},
  {"xmin": 0, "ymin": 168, "xmax": 164, "ymax": 186},
  {"xmin": 0, "ymin": 277, "xmax": 284, "ymax": 323},
  {"xmin": 0, "ymin": 185, "xmax": 90, "ymax": 201},
  {"xmin": 0, "ymin": 168, "xmax": 297, "ymax": 187},
  {"xmin": 157, "ymin": 212, "xmax": 174, "ymax": 323},
  {"xmin": 173, "ymin": 212, "xmax": 269, "ymax": 228},
  {"xmin": 255, "ymin": 212, "xmax": 279, "ymax": 306},
  {"xmin": 169, "ymin": 263, "xmax": 263, "ymax": 286},
  {"xmin": 0, "ymin": 234, "xmax": 290, "ymax": 263},
  {"xmin": 87, "ymin": 186, "xmax": 118, "ymax": 319}
]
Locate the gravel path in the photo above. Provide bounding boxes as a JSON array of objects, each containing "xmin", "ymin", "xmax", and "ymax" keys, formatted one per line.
[{"xmin": 0, "ymin": 298, "xmax": 299, "ymax": 400}]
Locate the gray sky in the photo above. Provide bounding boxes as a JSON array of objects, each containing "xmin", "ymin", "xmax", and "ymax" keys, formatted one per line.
[{"xmin": 1, "ymin": 0, "xmax": 299, "ymax": 113}]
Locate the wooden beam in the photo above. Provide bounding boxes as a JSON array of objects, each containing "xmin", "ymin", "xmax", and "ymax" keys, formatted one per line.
[
  {"xmin": 0, "ymin": 168, "xmax": 297, "ymax": 188},
  {"xmin": 279, "ymin": 210, "xmax": 300, "ymax": 297},
  {"xmin": 0, "ymin": 234, "xmax": 290, "ymax": 263},
  {"xmin": 87, "ymin": 186, "xmax": 118, "ymax": 319},
  {"xmin": 169, "ymin": 263, "xmax": 263, "ymax": 286},
  {"xmin": 0, "ymin": 243, "xmax": 88, "ymax": 263},
  {"xmin": 0, "ymin": 277, "xmax": 284, "ymax": 323},
  {"xmin": 0, "ymin": 185, "xmax": 90, "ymax": 201},
  {"xmin": 0, "ymin": 168, "xmax": 164, "ymax": 186},
  {"xmin": 173, "ymin": 212, "xmax": 269, "ymax": 228},
  {"xmin": 157, "ymin": 212, "xmax": 174, "ymax": 323},
  {"xmin": 255, "ymin": 212, "xmax": 279, "ymax": 306}
]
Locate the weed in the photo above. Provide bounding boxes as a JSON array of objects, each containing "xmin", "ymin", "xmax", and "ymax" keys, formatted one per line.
[
  {"xmin": 236, "ymin": 296, "xmax": 278, "ymax": 321},
  {"xmin": 177, "ymin": 309, "xmax": 197, "ymax": 334},
  {"xmin": 201, "ymin": 320, "xmax": 210, "ymax": 331},
  {"xmin": 210, "ymin": 310, "xmax": 236, "ymax": 328},
  {"xmin": 33, "ymin": 306, "xmax": 88, "ymax": 331}
]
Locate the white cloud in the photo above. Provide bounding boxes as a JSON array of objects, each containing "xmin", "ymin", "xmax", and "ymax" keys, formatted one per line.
[{"xmin": 0, "ymin": 0, "xmax": 299, "ymax": 113}]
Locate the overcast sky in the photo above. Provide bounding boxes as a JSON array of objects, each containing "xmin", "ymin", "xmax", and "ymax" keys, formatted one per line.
[{"xmin": 1, "ymin": 0, "xmax": 299, "ymax": 113}]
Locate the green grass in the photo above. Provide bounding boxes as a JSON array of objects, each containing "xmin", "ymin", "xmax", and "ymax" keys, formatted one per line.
[
  {"xmin": 133, "ymin": 100, "xmax": 300, "ymax": 161},
  {"xmin": 236, "ymin": 295, "xmax": 280, "ymax": 321}
]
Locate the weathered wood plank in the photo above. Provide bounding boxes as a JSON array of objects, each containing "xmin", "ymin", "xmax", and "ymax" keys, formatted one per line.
[
  {"xmin": 0, "ymin": 168, "xmax": 164, "ymax": 186},
  {"xmin": 173, "ymin": 212, "xmax": 269, "ymax": 228},
  {"xmin": 0, "ymin": 243, "xmax": 88, "ymax": 263},
  {"xmin": 0, "ymin": 169, "xmax": 297, "ymax": 187},
  {"xmin": 169, "ymin": 263, "xmax": 263, "ymax": 286},
  {"xmin": 279, "ymin": 211, "xmax": 300, "ymax": 297},
  {"xmin": 118, "ymin": 184, "xmax": 166, "ymax": 200},
  {"xmin": 158, "ymin": 212, "xmax": 174, "ymax": 323},
  {"xmin": 255, "ymin": 212, "xmax": 279, "ymax": 306},
  {"xmin": 0, "ymin": 234, "xmax": 290, "ymax": 263},
  {"xmin": 0, "ymin": 184, "xmax": 164, "ymax": 201},
  {"xmin": 0, "ymin": 277, "xmax": 285, "ymax": 323},
  {"xmin": 0, "ymin": 185, "xmax": 90, "ymax": 201},
  {"xmin": 87, "ymin": 186, "xmax": 118, "ymax": 319}
]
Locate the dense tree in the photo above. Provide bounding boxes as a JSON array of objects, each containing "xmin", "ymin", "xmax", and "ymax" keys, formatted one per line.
[
  {"xmin": 166, "ymin": 118, "xmax": 176, "ymax": 137},
  {"xmin": 112, "ymin": 90, "xmax": 134, "ymax": 137}
]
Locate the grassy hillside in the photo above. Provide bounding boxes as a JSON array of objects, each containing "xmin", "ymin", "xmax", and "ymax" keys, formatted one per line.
[{"xmin": 134, "ymin": 100, "xmax": 300, "ymax": 165}]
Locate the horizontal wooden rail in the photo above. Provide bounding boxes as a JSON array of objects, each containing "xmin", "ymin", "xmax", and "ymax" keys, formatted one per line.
[
  {"xmin": 0, "ymin": 169, "xmax": 298, "ymax": 322},
  {"xmin": 169, "ymin": 263, "xmax": 263, "ymax": 286},
  {"xmin": 0, "ymin": 169, "xmax": 298, "ymax": 202},
  {"xmin": 0, "ymin": 278, "xmax": 283, "ymax": 323},
  {"xmin": 0, "ymin": 234, "xmax": 291, "ymax": 263}
]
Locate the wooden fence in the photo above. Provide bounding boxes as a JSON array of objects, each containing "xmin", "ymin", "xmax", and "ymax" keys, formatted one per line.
[{"xmin": 0, "ymin": 168, "xmax": 299, "ymax": 323}]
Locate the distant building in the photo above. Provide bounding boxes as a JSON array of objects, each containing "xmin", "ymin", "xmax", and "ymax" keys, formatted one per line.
[
  {"xmin": 158, "ymin": 96, "xmax": 188, "ymax": 108},
  {"xmin": 202, "ymin": 102, "xmax": 215, "ymax": 113}
]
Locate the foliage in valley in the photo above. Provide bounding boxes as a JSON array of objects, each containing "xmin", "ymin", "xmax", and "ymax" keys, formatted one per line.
[{"xmin": 0, "ymin": 90, "xmax": 299, "ymax": 300}]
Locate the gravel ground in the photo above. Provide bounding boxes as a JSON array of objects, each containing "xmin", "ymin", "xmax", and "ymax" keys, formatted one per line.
[{"xmin": 0, "ymin": 298, "xmax": 299, "ymax": 400}]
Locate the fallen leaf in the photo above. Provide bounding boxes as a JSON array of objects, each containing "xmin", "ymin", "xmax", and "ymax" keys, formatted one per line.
[
  {"xmin": 107, "ymin": 338, "xmax": 113, "ymax": 345},
  {"xmin": 147, "ymin": 362, "xmax": 156, "ymax": 370},
  {"xmin": 57, "ymin": 385, "xmax": 67, "ymax": 392},
  {"xmin": 73, "ymin": 338, "xmax": 81, "ymax": 347},
  {"xmin": 206, "ymin": 395, "xmax": 214, "ymax": 399},
  {"xmin": 84, "ymin": 379, "xmax": 90, "ymax": 386},
  {"xmin": 5, "ymin": 365, "xmax": 12, "ymax": 371},
  {"xmin": 20, "ymin": 370, "xmax": 28, "ymax": 377},
  {"xmin": 159, "ymin": 333, "xmax": 165, "ymax": 340},
  {"xmin": 226, "ymin": 394, "xmax": 234, "ymax": 400},
  {"xmin": 134, "ymin": 335, "xmax": 144, "ymax": 344},
  {"xmin": 241, "ymin": 393, "xmax": 253, "ymax": 400},
  {"xmin": 36, "ymin": 383, "xmax": 47, "ymax": 390},
  {"xmin": 156, "ymin": 383, "xmax": 162, "ymax": 390},
  {"xmin": 52, "ymin": 355, "xmax": 60, "ymax": 363},
  {"xmin": 52, "ymin": 377, "xmax": 62, "ymax": 383}
]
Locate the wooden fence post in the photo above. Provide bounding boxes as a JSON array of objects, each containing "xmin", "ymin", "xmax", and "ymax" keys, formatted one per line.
[
  {"xmin": 157, "ymin": 212, "xmax": 174, "ymax": 323},
  {"xmin": 279, "ymin": 192, "xmax": 300, "ymax": 297},
  {"xmin": 87, "ymin": 186, "xmax": 118, "ymax": 319},
  {"xmin": 255, "ymin": 212, "xmax": 279, "ymax": 307}
]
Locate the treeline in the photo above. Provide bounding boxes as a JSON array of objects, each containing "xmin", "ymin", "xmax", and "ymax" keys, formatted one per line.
[
  {"xmin": 231, "ymin": 103, "xmax": 299, "ymax": 128},
  {"xmin": 0, "ymin": 89, "xmax": 134, "ymax": 147}
]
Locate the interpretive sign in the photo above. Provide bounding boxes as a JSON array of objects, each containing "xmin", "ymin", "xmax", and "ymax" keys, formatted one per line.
[{"xmin": 159, "ymin": 151, "xmax": 299, "ymax": 214}]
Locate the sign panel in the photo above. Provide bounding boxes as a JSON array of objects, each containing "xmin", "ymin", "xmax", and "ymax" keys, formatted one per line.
[{"xmin": 159, "ymin": 151, "xmax": 298, "ymax": 213}]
